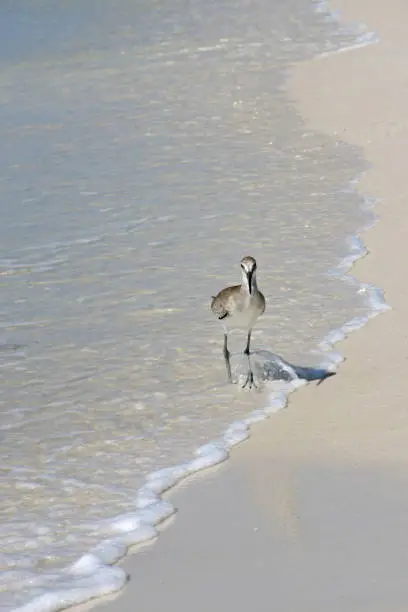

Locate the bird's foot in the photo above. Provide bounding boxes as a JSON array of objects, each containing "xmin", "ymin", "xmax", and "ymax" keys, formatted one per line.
[{"xmin": 242, "ymin": 370, "xmax": 257, "ymax": 389}]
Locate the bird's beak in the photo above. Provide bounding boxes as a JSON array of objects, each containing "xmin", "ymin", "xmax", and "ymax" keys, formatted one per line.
[{"xmin": 246, "ymin": 269, "xmax": 253, "ymax": 294}]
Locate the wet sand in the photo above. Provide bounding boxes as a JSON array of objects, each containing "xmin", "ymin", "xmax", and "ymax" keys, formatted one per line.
[{"xmin": 83, "ymin": 0, "xmax": 408, "ymax": 610}]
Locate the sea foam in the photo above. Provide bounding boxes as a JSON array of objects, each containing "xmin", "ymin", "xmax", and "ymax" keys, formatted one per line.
[
  {"xmin": 10, "ymin": 178, "xmax": 389, "ymax": 612},
  {"xmin": 5, "ymin": 5, "xmax": 389, "ymax": 612}
]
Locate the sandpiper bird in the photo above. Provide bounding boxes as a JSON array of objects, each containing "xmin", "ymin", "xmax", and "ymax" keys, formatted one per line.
[{"xmin": 211, "ymin": 256, "xmax": 266, "ymax": 388}]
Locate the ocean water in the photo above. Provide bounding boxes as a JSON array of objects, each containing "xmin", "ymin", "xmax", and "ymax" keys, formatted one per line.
[{"xmin": 0, "ymin": 0, "xmax": 380, "ymax": 609}]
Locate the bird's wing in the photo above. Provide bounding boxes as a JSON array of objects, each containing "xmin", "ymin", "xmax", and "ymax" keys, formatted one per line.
[
  {"xmin": 210, "ymin": 289, "xmax": 232, "ymax": 320},
  {"xmin": 211, "ymin": 296, "xmax": 229, "ymax": 320}
]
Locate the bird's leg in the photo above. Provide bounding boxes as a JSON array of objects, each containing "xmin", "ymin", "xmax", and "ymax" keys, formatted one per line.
[
  {"xmin": 223, "ymin": 333, "xmax": 232, "ymax": 383},
  {"xmin": 242, "ymin": 330, "xmax": 256, "ymax": 389}
]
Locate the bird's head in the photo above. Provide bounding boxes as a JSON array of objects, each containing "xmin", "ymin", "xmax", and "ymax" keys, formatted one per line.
[{"xmin": 240, "ymin": 256, "xmax": 257, "ymax": 294}]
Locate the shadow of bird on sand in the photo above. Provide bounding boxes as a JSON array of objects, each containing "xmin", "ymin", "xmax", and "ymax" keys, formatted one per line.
[{"xmin": 250, "ymin": 349, "xmax": 336, "ymax": 386}]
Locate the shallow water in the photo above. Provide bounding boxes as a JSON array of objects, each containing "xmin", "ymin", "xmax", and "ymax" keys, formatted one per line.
[{"xmin": 0, "ymin": 0, "xmax": 372, "ymax": 607}]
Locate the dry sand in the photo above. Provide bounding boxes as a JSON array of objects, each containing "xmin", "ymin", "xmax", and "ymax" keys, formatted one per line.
[{"xmin": 89, "ymin": 0, "xmax": 408, "ymax": 610}]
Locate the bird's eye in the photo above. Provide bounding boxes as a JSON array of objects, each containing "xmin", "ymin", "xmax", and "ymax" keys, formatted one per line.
[{"xmin": 241, "ymin": 264, "xmax": 245, "ymax": 270}]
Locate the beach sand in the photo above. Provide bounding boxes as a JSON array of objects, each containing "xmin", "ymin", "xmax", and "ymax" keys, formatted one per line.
[{"xmin": 87, "ymin": 0, "xmax": 408, "ymax": 609}]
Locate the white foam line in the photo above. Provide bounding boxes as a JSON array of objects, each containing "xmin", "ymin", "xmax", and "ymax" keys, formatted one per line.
[
  {"xmin": 9, "ymin": 12, "xmax": 390, "ymax": 612},
  {"xmin": 11, "ymin": 175, "xmax": 389, "ymax": 612},
  {"xmin": 317, "ymin": 34, "xmax": 379, "ymax": 59},
  {"xmin": 313, "ymin": 0, "xmax": 379, "ymax": 58},
  {"xmin": 316, "ymin": 181, "xmax": 390, "ymax": 370}
]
